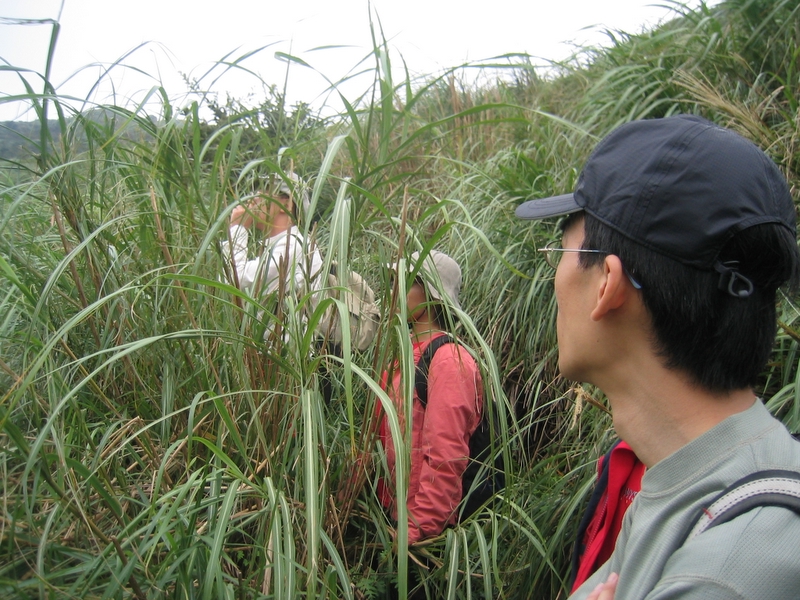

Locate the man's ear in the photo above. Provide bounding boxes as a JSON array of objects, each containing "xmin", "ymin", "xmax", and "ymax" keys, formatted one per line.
[{"xmin": 590, "ymin": 255, "xmax": 630, "ymax": 321}]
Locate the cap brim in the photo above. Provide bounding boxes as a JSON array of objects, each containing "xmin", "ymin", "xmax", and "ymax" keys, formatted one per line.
[{"xmin": 515, "ymin": 193, "xmax": 581, "ymax": 220}]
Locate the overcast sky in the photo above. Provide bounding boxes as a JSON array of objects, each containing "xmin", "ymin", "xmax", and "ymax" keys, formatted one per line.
[{"xmin": 1, "ymin": 0, "xmax": 712, "ymax": 120}]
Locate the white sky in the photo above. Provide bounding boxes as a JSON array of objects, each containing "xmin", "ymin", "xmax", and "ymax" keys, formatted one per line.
[{"xmin": 0, "ymin": 0, "xmax": 711, "ymax": 121}]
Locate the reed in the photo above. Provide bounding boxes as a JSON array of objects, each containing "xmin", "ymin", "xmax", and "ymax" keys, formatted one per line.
[{"xmin": 2, "ymin": 1, "xmax": 799, "ymax": 598}]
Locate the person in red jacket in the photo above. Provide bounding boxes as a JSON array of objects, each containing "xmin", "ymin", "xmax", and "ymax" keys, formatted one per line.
[{"xmin": 377, "ymin": 250, "xmax": 483, "ymax": 545}]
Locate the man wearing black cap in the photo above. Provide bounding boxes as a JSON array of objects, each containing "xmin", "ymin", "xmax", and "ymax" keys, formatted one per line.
[{"xmin": 516, "ymin": 115, "xmax": 800, "ymax": 599}]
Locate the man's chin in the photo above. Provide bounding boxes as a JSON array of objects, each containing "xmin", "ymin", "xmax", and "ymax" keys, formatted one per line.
[{"xmin": 557, "ymin": 360, "xmax": 584, "ymax": 383}]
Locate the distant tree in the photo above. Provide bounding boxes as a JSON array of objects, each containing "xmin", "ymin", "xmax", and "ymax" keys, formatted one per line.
[{"xmin": 182, "ymin": 82, "xmax": 329, "ymax": 175}]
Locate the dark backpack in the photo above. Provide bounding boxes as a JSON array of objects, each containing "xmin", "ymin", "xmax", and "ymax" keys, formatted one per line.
[{"xmin": 414, "ymin": 334, "xmax": 505, "ymax": 521}]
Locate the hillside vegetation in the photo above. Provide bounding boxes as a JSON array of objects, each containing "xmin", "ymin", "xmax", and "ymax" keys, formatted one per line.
[{"xmin": 2, "ymin": 0, "xmax": 800, "ymax": 598}]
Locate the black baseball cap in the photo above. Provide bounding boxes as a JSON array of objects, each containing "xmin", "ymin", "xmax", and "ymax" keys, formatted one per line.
[{"xmin": 515, "ymin": 115, "xmax": 797, "ymax": 272}]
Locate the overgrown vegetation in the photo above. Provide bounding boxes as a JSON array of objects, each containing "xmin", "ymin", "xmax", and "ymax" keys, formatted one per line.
[{"xmin": 2, "ymin": 0, "xmax": 800, "ymax": 598}]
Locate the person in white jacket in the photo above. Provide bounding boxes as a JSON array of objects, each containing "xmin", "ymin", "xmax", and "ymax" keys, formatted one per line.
[{"xmin": 222, "ymin": 172, "xmax": 323, "ymax": 331}]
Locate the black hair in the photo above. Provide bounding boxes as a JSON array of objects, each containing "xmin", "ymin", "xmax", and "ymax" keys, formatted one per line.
[
  {"xmin": 580, "ymin": 214, "xmax": 800, "ymax": 392},
  {"xmin": 419, "ymin": 284, "xmax": 458, "ymax": 331},
  {"xmin": 429, "ymin": 303, "xmax": 448, "ymax": 329},
  {"xmin": 281, "ymin": 193, "xmax": 299, "ymax": 222}
]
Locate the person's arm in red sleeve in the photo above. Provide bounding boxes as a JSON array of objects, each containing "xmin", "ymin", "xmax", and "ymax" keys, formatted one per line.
[{"xmin": 407, "ymin": 344, "xmax": 482, "ymax": 544}]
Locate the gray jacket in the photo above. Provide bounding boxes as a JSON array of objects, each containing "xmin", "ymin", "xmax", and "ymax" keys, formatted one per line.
[{"xmin": 571, "ymin": 400, "xmax": 800, "ymax": 600}]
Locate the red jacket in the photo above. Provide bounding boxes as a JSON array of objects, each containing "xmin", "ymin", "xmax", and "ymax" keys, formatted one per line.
[
  {"xmin": 377, "ymin": 335, "xmax": 483, "ymax": 544},
  {"xmin": 571, "ymin": 440, "xmax": 646, "ymax": 592}
]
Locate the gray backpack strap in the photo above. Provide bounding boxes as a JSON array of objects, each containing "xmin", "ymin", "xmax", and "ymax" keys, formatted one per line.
[{"xmin": 686, "ymin": 469, "xmax": 800, "ymax": 542}]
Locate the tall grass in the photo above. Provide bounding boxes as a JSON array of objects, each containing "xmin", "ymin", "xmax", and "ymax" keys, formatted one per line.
[{"xmin": 3, "ymin": 0, "xmax": 800, "ymax": 598}]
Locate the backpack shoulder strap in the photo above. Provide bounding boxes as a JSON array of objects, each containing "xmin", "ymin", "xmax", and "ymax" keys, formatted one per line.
[
  {"xmin": 414, "ymin": 334, "xmax": 456, "ymax": 408},
  {"xmin": 685, "ymin": 468, "xmax": 800, "ymax": 542}
]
